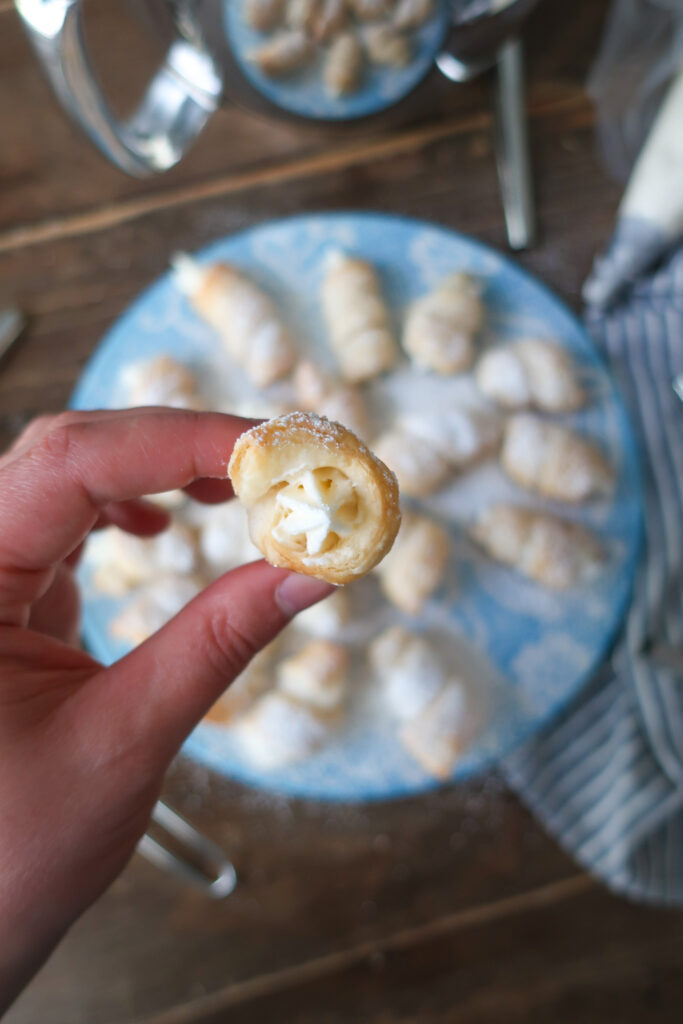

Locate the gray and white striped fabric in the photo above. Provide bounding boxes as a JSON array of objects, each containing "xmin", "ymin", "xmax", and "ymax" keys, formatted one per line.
[{"xmin": 504, "ymin": 246, "xmax": 683, "ymax": 904}]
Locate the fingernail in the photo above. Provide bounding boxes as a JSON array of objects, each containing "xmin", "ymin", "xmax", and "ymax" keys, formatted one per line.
[{"xmin": 275, "ymin": 573, "xmax": 336, "ymax": 617}]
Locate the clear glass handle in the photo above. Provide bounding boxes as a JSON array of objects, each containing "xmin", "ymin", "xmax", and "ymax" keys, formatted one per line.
[{"xmin": 15, "ymin": 0, "xmax": 223, "ymax": 177}]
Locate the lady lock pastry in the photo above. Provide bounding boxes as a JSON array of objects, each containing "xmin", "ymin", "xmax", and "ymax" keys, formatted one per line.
[
  {"xmin": 376, "ymin": 511, "xmax": 450, "ymax": 615},
  {"xmin": 402, "ymin": 273, "xmax": 484, "ymax": 375},
  {"xmin": 475, "ymin": 338, "xmax": 586, "ymax": 412},
  {"xmin": 228, "ymin": 412, "xmax": 401, "ymax": 584}
]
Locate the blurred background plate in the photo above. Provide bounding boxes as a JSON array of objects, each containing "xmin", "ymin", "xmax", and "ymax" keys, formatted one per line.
[{"xmin": 71, "ymin": 212, "xmax": 642, "ymax": 800}]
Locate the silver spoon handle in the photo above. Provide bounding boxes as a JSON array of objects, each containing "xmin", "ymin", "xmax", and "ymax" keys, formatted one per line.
[
  {"xmin": 138, "ymin": 802, "xmax": 237, "ymax": 899},
  {"xmin": 493, "ymin": 37, "xmax": 536, "ymax": 250}
]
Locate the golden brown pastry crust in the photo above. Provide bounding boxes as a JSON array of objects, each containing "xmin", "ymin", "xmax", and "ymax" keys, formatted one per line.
[{"xmin": 228, "ymin": 412, "xmax": 401, "ymax": 584}]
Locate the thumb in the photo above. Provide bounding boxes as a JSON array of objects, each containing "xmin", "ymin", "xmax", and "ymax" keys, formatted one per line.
[{"xmin": 87, "ymin": 562, "xmax": 334, "ymax": 766}]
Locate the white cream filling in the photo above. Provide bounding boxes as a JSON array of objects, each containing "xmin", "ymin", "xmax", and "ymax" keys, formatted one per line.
[{"xmin": 272, "ymin": 469, "xmax": 355, "ymax": 558}]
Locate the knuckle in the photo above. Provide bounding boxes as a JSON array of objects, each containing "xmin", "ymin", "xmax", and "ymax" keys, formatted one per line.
[{"xmin": 204, "ymin": 608, "xmax": 258, "ymax": 682}]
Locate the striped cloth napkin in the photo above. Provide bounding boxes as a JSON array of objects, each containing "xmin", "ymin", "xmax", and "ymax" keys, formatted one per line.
[{"xmin": 504, "ymin": 247, "xmax": 683, "ymax": 904}]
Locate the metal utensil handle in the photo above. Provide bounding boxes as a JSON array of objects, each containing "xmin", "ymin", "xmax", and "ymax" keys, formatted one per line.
[
  {"xmin": 493, "ymin": 37, "xmax": 536, "ymax": 250},
  {"xmin": 138, "ymin": 802, "xmax": 237, "ymax": 899},
  {"xmin": 15, "ymin": 0, "xmax": 222, "ymax": 177}
]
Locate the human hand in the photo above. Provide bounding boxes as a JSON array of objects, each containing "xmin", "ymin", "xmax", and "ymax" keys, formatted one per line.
[{"xmin": 0, "ymin": 409, "xmax": 333, "ymax": 1014}]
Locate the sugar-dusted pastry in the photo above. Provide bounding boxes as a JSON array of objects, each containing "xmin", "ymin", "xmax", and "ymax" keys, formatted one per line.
[
  {"xmin": 376, "ymin": 511, "xmax": 450, "ymax": 615},
  {"xmin": 236, "ymin": 691, "xmax": 333, "ymax": 768},
  {"xmin": 312, "ymin": 0, "xmax": 348, "ymax": 40},
  {"xmin": 120, "ymin": 354, "xmax": 203, "ymax": 410},
  {"xmin": 110, "ymin": 575, "xmax": 204, "ymax": 646},
  {"xmin": 248, "ymin": 28, "xmax": 314, "ymax": 76},
  {"xmin": 87, "ymin": 522, "xmax": 200, "ymax": 597},
  {"xmin": 399, "ymin": 681, "xmax": 470, "ymax": 778},
  {"xmin": 471, "ymin": 503, "xmax": 604, "ymax": 589},
  {"xmin": 374, "ymin": 405, "xmax": 501, "ymax": 497},
  {"xmin": 285, "ymin": 0, "xmax": 319, "ymax": 29},
  {"xmin": 173, "ymin": 254, "xmax": 295, "ymax": 388},
  {"xmin": 393, "ymin": 0, "xmax": 434, "ymax": 28},
  {"xmin": 348, "ymin": 0, "xmax": 393, "ymax": 20},
  {"xmin": 196, "ymin": 500, "xmax": 261, "ymax": 577},
  {"xmin": 501, "ymin": 414, "xmax": 614, "ymax": 503},
  {"xmin": 324, "ymin": 32, "xmax": 364, "ymax": 96},
  {"xmin": 321, "ymin": 251, "xmax": 397, "ymax": 382},
  {"xmin": 294, "ymin": 587, "xmax": 352, "ymax": 637},
  {"xmin": 370, "ymin": 626, "xmax": 445, "ymax": 720},
  {"xmin": 278, "ymin": 639, "xmax": 348, "ymax": 710},
  {"xmin": 363, "ymin": 24, "xmax": 412, "ymax": 67},
  {"xmin": 204, "ymin": 642, "xmax": 276, "ymax": 725},
  {"xmin": 294, "ymin": 360, "xmax": 369, "ymax": 440},
  {"xmin": 243, "ymin": 0, "xmax": 284, "ymax": 31},
  {"xmin": 475, "ymin": 338, "xmax": 585, "ymax": 412},
  {"xmin": 228, "ymin": 412, "xmax": 401, "ymax": 584},
  {"xmin": 402, "ymin": 273, "xmax": 483, "ymax": 375}
]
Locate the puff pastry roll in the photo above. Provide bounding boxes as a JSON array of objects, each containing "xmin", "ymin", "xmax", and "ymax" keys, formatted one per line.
[
  {"xmin": 376, "ymin": 511, "xmax": 450, "ymax": 615},
  {"xmin": 248, "ymin": 29, "xmax": 314, "ymax": 76},
  {"xmin": 324, "ymin": 32, "xmax": 364, "ymax": 96},
  {"xmin": 243, "ymin": 0, "xmax": 285, "ymax": 31},
  {"xmin": 393, "ymin": 0, "xmax": 434, "ymax": 28},
  {"xmin": 402, "ymin": 273, "xmax": 483, "ymax": 375},
  {"xmin": 204, "ymin": 643, "xmax": 276, "ymax": 725},
  {"xmin": 370, "ymin": 626, "xmax": 445, "ymax": 720},
  {"xmin": 294, "ymin": 360, "xmax": 369, "ymax": 440},
  {"xmin": 471, "ymin": 503, "xmax": 604, "ymax": 589},
  {"xmin": 228, "ymin": 412, "xmax": 401, "ymax": 584},
  {"xmin": 285, "ymin": 0, "xmax": 319, "ymax": 29},
  {"xmin": 110, "ymin": 575, "xmax": 204, "ymax": 646},
  {"xmin": 399, "ymin": 681, "xmax": 470, "ymax": 779},
  {"xmin": 348, "ymin": 0, "xmax": 394, "ymax": 20},
  {"xmin": 173, "ymin": 254, "xmax": 295, "ymax": 388},
  {"xmin": 374, "ymin": 406, "xmax": 501, "ymax": 497},
  {"xmin": 87, "ymin": 523, "xmax": 200, "ymax": 597},
  {"xmin": 120, "ymin": 354, "xmax": 203, "ymax": 410},
  {"xmin": 363, "ymin": 24, "xmax": 412, "ymax": 66},
  {"xmin": 321, "ymin": 251, "xmax": 397, "ymax": 382},
  {"xmin": 501, "ymin": 414, "xmax": 614, "ymax": 503},
  {"xmin": 278, "ymin": 639, "xmax": 348, "ymax": 710},
  {"xmin": 311, "ymin": 0, "xmax": 349, "ymax": 40},
  {"xmin": 236, "ymin": 691, "xmax": 334, "ymax": 768},
  {"xmin": 475, "ymin": 338, "xmax": 585, "ymax": 412},
  {"xmin": 294, "ymin": 587, "xmax": 352, "ymax": 637}
]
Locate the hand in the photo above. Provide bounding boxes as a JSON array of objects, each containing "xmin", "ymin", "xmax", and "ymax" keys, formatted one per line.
[{"xmin": 0, "ymin": 409, "xmax": 333, "ymax": 1015}]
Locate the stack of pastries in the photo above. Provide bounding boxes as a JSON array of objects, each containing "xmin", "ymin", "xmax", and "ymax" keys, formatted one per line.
[{"xmin": 85, "ymin": 246, "xmax": 614, "ymax": 780}]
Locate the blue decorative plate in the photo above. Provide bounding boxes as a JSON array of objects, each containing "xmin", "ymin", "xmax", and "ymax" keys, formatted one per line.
[
  {"xmin": 222, "ymin": 1, "xmax": 450, "ymax": 120},
  {"xmin": 72, "ymin": 213, "xmax": 642, "ymax": 801}
]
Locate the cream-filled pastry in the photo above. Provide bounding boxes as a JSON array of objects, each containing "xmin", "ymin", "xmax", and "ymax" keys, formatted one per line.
[
  {"xmin": 120, "ymin": 354, "xmax": 203, "ymax": 410},
  {"xmin": 363, "ymin": 24, "xmax": 412, "ymax": 66},
  {"xmin": 243, "ymin": 0, "xmax": 284, "ymax": 31},
  {"xmin": 173, "ymin": 254, "xmax": 295, "ymax": 387},
  {"xmin": 501, "ymin": 414, "xmax": 614, "ymax": 503},
  {"xmin": 87, "ymin": 522, "xmax": 200, "ymax": 597},
  {"xmin": 347, "ymin": 0, "xmax": 393, "ymax": 19},
  {"xmin": 471, "ymin": 503, "xmax": 604, "ymax": 589},
  {"xmin": 204, "ymin": 642, "xmax": 276, "ymax": 725},
  {"xmin": 293, "ymin": 587, "xmax": 352, "ymax": 637},
  {"xmin": 393, "ymin": 0, "xmax": 434, "ymax": 28},
  {"xmin": 370, "ymin": 626, "xmax": 446, "ymax": 720},
  {"xmin": 294, "ymin": 360, "xmax": 369, "ymax": 440},
  {"xmin": 110, "ymin": 575, "xmax": 204, "ymax": 646},
  {"xmin": 236, "ymin": 691, "xmax": 333, "ymax": 768},
  {"xmin": 402, "ymin": 273, "xmax": 483, "ymax": 375},
  {"xmin": 321, "ymin": 251, "xmax": 397, "ymax": 382},
  {"xmin": 475, "ymin": 338, "xmax": 585, "ymax": 412},
  {"xmin": 285, "ymin": 0, "xmax": 318, "ymax": 29},
  {"xmin": 399, "ymin": 681, "xmax": 470, "ymax": 778},
  {"xmin": 228, "ymin": 412, "xmax": 401, "ymax": 584},
  {"xmin": 311, "ymin": 0, "xmax": 348, "ymax": 39},
  {"xmin": 374, "ymin": 405, "xmax": 501, "ymax": 497},
  {"xmin": 376, "ymin": 512, "xmax": 450, "ymax": 615},
  {"xmin": 278, "ymin": 639, "xmax": 348, "ymax": 710},
  {"xmin": 324, "ymin": 32, "xmax": 364, "ymax": 96},
  {"xmin": 249, "ymin": 28, "xmax": 314, "ymax": 75}
]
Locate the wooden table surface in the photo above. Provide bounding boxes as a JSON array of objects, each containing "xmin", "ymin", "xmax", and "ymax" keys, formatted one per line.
[{"xmin": 2, "ymin": 2, "xmax": 682, "ymax": 1021}]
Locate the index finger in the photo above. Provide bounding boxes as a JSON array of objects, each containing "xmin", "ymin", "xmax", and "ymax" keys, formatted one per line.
[{"xmin": 0, "ymin": 409, "xmax": 255, "ymax": 623}]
